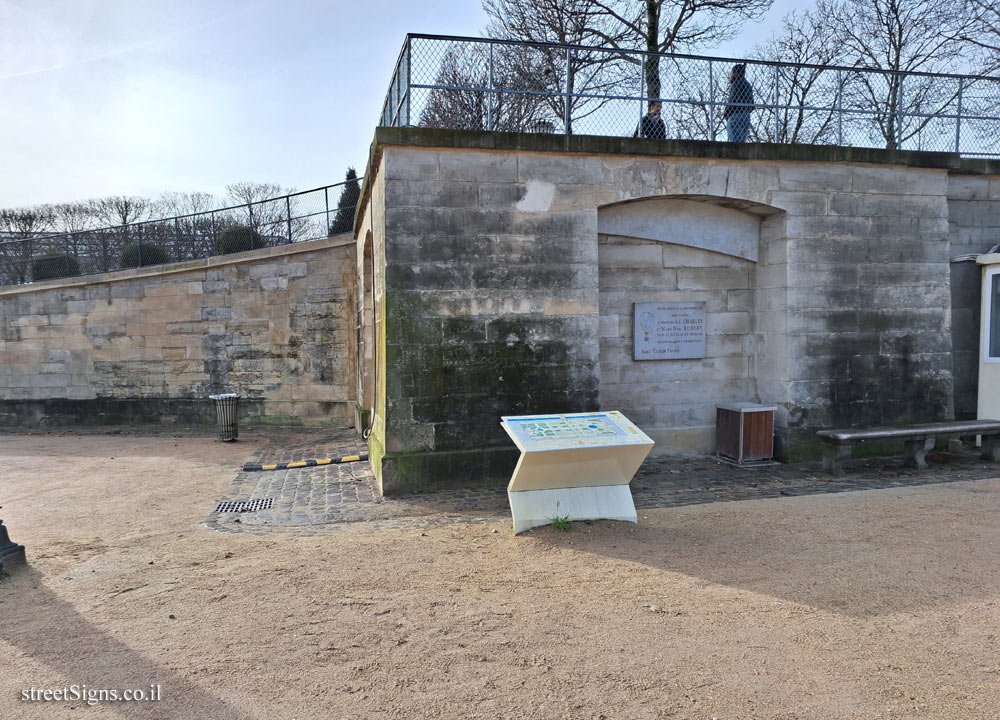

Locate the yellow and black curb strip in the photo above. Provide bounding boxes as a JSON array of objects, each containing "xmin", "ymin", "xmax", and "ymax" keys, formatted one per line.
[{"xmin": 242, "ymin": 454, "xmax": 369, "ymax": 472}]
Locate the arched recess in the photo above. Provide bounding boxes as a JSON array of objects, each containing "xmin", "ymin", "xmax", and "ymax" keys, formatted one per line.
[
  {"xmin": 597, "ymin": 195, "xmax": 786, "ymax": 454},
  {"xmin": 358, "ymin": 231, "xmax": 375, "ymax": 428}
]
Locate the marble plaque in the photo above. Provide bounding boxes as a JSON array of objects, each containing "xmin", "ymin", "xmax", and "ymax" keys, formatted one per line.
[{"xmin": 633, "ymin": 302, "xmax": 706, "ymax": 360}]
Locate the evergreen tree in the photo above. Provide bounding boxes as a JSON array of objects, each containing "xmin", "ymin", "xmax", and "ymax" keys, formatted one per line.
[{"xmin": 329, "ymin": 168, "xmax": 361, "ymax": 235}]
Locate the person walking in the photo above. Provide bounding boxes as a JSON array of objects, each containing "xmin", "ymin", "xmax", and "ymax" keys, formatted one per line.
[
  {"xmin": 633, "ymin": 101, "xmax": 666, "ymax": 139},
  {"xmin": 723, "ymin": 64, "xmax": 754, "ymax": 143}
]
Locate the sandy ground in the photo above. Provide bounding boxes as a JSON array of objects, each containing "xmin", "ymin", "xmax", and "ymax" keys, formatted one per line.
[{"xmin": 1, "ymin": 431, "xmax": 999, "ymax": 720}]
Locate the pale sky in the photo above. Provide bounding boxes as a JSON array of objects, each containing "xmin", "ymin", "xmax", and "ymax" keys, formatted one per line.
[{"xmin": 0, "ymin": 0, "xmax": 798, "ymax": 209}]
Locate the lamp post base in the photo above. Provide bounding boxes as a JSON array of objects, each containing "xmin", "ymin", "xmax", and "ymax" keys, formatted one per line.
[{"xmin": 0, "ymin": 520, "xmax": 26, "ymax": 570}]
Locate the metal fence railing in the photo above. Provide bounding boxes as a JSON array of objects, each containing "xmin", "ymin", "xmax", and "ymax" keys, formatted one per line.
[
  {"xmin": 0, "ymin": 180, "xmax": 360, "ymax": 287},
  {"xmin": 382, "ymin": 33, "xmax": 1000, "ymax": 157}
]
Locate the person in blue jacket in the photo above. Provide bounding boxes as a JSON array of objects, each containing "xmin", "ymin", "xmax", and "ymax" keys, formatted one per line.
[{"xmin": 723, "ymin": 64, "xmax": 754, "ymax": 142}]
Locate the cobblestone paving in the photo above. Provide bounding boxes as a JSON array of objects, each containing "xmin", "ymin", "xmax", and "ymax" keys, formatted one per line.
[{"xmin": 205, "ymin": 428, "xmax": 1000, "ymax": 535}]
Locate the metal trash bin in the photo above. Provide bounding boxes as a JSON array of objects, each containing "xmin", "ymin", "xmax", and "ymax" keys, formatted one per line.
[{"xmin": 209, "ymin": 393, "xmax": 240, "ymax": 441}]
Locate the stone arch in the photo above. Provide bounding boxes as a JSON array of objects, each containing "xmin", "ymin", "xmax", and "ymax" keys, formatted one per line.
[
  {"xmin": 598, "ymin": 195, "xmax": 783, "ymax": 261},
  {"xmin": 597, "ymin": 194, "xmax": 786, "ymax": 454}
]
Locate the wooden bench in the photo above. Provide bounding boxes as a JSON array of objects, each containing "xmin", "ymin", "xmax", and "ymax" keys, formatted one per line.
[{"xmin": 816, "ymin": 420, "xmax": 1000, "ymax": 477}]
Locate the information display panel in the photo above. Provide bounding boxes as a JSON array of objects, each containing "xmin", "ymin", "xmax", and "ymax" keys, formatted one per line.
[
  {"xmin": 501, "ymin": 411, "xmax": 654, "ymax": 533},
  {"xmin": 501, "ymin": 411, "xmax": 651, "ymax": 452}
]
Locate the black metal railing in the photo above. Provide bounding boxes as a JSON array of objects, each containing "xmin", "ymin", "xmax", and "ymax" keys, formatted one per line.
[
  {"xmin": 0, "ymin": 180, "xmax": 361, "ymax": 287},
  {"xmin": 382, "ymin": 33, "xmax": 1000, "ymax": 156}
]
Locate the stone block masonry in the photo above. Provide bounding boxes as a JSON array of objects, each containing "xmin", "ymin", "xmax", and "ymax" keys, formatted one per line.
[
  {"xmin": 0, "ymin": 237, "xmax": 356, "ymax": 427},
  {"xmin": 356, "ymin": 129, "xmax": 1000, "ymax": 492}
]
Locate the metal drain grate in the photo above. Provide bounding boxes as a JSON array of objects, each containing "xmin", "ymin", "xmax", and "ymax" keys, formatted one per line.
[{"xmin": 214, "ymin": 498, "xmax": 274, "ymax": 513}]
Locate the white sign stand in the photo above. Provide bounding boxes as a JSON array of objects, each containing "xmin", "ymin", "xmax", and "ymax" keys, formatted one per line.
[{"xmin": 501, "ymin": 411, "xmax": 655, "ymax": 534}]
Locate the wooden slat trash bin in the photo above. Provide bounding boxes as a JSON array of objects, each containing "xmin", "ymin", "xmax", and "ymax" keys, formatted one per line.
[{"xmin": 716, "ymin": 403, "xmax": 776, "ymax": 464}]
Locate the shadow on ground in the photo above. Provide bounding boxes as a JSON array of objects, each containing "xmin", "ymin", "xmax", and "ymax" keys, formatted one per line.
[
  {"xmin": 1, "ymin": 567, "xmax": 244, "ymax": 719},
  {"xmin": 524, "ymin": 477, "xmax": 1000, "ymax": 619}
]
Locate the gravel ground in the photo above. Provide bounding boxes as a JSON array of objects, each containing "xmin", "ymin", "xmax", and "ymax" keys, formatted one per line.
[{"xmin": 2, "ymin": 429, "xmax": 999, "ymax": 719}]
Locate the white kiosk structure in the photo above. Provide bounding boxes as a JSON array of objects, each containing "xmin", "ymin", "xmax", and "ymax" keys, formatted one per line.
[
  {"xmin": 501, "ymin": 411, "xmax": 654, "ymax": 534},
  {"xmin": 979, "ymin": 253, "xmax": 1000, "ymax": 420}
]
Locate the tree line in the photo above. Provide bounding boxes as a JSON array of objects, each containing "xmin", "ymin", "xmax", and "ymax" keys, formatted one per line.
[
  {"xmin": 418, "ymin": 0, "xmax": 1000, "ymax": 149},
  {"xmin": 1, "ymin": 170, "xmax": 361, "ymax": 285}
]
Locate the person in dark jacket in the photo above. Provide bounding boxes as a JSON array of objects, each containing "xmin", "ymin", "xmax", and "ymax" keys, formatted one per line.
[
  {"xmin": 633, "ymin": 101, "xmax": 666, "ymax": 139},
  {"xmin": 723, "ymin": 64, "xmax": 754, "ymax": 142}
]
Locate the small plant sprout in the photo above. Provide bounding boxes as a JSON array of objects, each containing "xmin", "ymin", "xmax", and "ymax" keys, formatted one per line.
[
  {"xmin": 547, "ymin": 501, "xmax": 571, "ymax": 531},
  {"xmin": 550, "ymin": 514, "xmax": 572, "ymax": 531}
]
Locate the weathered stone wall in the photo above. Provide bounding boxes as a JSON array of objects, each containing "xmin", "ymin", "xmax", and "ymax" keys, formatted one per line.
[
  {"xmin": 373, "ymin": 148, "xmax": 601, "ymax": 492},
  {"xmin": 0, "ymin": 237, "xmax": 356, "ymax": 426},
  {"xmin": 357, "ymin": 128, "xmax": 1000, "ymax": 490},
  {"xmin": 947, "ymin": 174, "xmax": 1000, "ymax": 418},
  {"xmin": 599, "ymin": 233, "xmax": 757, "ymax": 453},
  {"xmin": 775, "ymin": 164, "xmax": 955, "ymax": 455}
]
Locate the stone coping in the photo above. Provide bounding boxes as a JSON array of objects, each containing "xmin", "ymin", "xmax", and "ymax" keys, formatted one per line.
[
  {"xmin": 0, "ymin": 233, "xmax": 354, "ymax": 297},
  {"xmin": 356, "ymin": 126, "xmax": 1000, "ymax": 234}
]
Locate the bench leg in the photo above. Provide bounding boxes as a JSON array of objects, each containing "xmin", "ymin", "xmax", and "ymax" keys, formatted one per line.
[
  {"xmin": 822, "ymin": 443, "xmax": 853, "ymax": 477},
  {"xmin": 903, "ymin": 437, "xmax": 935, "ymax": 470},
  {"xmin": 981, "ymin": 434, "xmax": 1000, "ymax": 462}
]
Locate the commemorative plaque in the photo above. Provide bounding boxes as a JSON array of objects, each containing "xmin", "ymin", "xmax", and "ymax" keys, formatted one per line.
[{"xmin": 633, "ymin": 301, "xmax": 706, "ymax": 360}]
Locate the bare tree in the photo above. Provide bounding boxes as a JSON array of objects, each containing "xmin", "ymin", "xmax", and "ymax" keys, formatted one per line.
[
  {"xmin": 157, "ymin": 192, "xmax": 221, "ymax": 260},
  {"xmin": 815, "ymin": 0, "xmax": 992, "ymax": 149},
  {"xmin": 89, "ymin": 195, "xmax": 154, "ymax": 227},
  {"xmin": 419, "ymin": 43, "xmax": 551, "ymax": 132},
  {"xmin": 225, "ymin": 182, "xmax": 307, "ymax": 243},
  {"xmin": 584, "ymin": 0, "xmax": 773, "ymax": 100},
  {"xmin": 157, "ymin": 191, "xmax": 219, "ymax": 218},
  {"xmin": 83, "ymin": 196, "xmax": 154, "ymax": 272},
  {"xmin": 741, "ymin": 8, "xmax": 846, "ymax": 144},
  {"xmin": 483, "ymin": 0, "xmax": 632, "ymax": 132},
  {"xmin": 50, "ymin": 201, "xmax": 96, "ymax": 257},
  {"xmin": 964, "ymin": 0, "xmax": 1000, "ymax": 55},
  {"xmin": 52, "ymin": 202, "xmax": 95, "ymax": 233},
  {"xmin": 0, "ymin": 207, "xmax": 54, "ymax": 284}
]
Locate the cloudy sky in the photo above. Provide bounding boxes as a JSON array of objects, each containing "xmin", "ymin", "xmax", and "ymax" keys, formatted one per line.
[{"xmin": 0, "ymin": 0, "xmax": 796, "ymax": 209}]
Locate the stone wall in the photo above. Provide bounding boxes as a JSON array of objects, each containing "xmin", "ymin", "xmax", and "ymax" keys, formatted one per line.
[
  {"xmin": 598, "ymin": 232, "xmax": 758, "ymax": 453},
  {"xmin": 775, "ymin": 163, "xmax": 955, "ymax": 455},
  {"xmin": 356, "ymin": 128, "xmax": 1000, "ymax": 490},
  {"xmin": 372, "ymin": 147, "xmax": 601, "ymax": 493},
  {"xmin": 0, "ymin": 237, "xmax": 356, "ymax": 426},
  {"xmin": 947, "ymin": 174, "xmax": 1000, "ymax": 418}
]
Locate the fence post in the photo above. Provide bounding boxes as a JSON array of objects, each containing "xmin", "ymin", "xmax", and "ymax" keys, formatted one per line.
[
  {"xmin": 211, "ymin": 211, "xmax": 217, "ymax": 256},
  {"xmin": 286, "ymin": 196, "xmax": 292, "ymax": 244},
  {"xmin": 837, "ymin": 70, "xmax": 844, "ymax": 146},
  {"xmin": 405, "ymin": 35, "xmax": 412, "ymax": 127},
  {"xmin": 638, "ymin": 56, "xmax": 644, "ymax": 135},
  {"xmin": 396, "ymin": 53, "xmax": 403, "ymax": 125},
  {"xmin": 488, "ymin": 42, "xmax": 495, "ymax": 132},
  {"xmin": 896, "ymin": 73, "xmax": 904, "ymax": 150},
  {"xmin": 955, "ymin": 77, "xmax": 964, "ymax": 154},
  {"xmin": 324, "ymin": 187, "xmax": 330, "ymax": 235},
  {"xmin": 773, "ymin": 64, "xmax": 780, "ymax": 142},
  {"xmin": 709, "ymin": 60, "xmax": 716, "ymax": 142},
  {"xmin": 563, "ymin": 47, "xmax": 572, "ymax": 135},
  {"xmin": 174, "ymin": 217, "xmax": 181, "ymax": 261}
]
